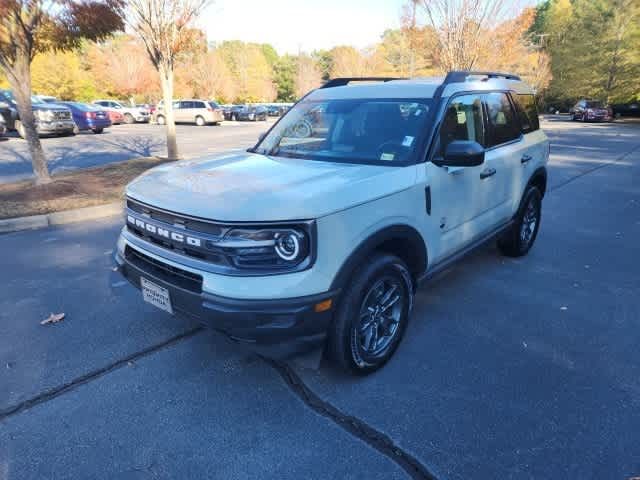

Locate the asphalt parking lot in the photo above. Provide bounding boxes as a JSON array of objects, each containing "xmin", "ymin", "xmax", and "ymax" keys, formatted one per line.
[
  {"xmin": 1, "ymin": 118, "xmax": 639, "ymax": 479},
  {"xmin": 0, "ymin": 120, "xmax": 275, "ymax": 183}
]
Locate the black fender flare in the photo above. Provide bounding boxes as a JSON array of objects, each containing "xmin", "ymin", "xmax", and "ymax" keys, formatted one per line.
[
  {"xmin": 329, "ymin": 224, "xmax": 428, "ymax": 292},
  {"xmin": 526, "ymin": 166, "xmax": 547, "ymax": 197}
]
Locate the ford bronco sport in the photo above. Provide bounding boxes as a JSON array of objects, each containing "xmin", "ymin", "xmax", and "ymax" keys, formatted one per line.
[{"xmin": 114, "ymin": 71, "xmax": 549, "ymax": 374}]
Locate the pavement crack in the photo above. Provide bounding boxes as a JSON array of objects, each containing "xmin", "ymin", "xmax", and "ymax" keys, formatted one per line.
[
  {"xmin": 0, "ymin": 326, "xmax": 204, "ymax": 421},
  {"xmin": 263, "ymin": 357, "xmax": 438, "ymax": 480}
]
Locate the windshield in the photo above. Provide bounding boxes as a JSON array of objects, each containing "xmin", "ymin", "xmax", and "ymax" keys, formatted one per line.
[
  {"xmin": 255, "ymin": 98, "xmax": 432, "ymax": 165},
  {"xmin": 586, "ymin": 101, "xmax": 604, "ymax": 108}
]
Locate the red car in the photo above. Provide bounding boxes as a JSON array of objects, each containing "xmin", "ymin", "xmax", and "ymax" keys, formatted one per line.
[
  {"xmin": 570, "ymin": 100, "xmax": 613, "ymax": 122},
  {"xmin": 104, "ymin": 109, "xmax": 124, "ymax": 125}
]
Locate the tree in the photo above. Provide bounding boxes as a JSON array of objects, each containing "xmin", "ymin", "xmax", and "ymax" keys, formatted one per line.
[
  {"xmin": 532, "ymin": 0, "xmax": 640, "ymax": 104},
  {"xmin": 176, "ymin": 49, "xmax": 236, "ymax": 102},
  {"xmin": 412, "ymin": 0, "xmax": 515, "ymax": 71},
  {"xmin": 218, "ymin": 41, "xmax": 276, "ymax": 102},
  {"xmin": 125, "ymin": 0, "xmax": 211, "ymax": 160},
  {"xmin": 273, "ymin": 55, "xmax": 296, "ymax": 102},
  {"xmin": 86, "ymin": 35, "xmax": 160, "ymax": 102},
  {"xmin": 31, "ymin": 50, "xmax": 97, "ymax": 101},
  {"xmin": 0, "ymin": 0, "xmax": 123, "ymax": 184},
  {"xmin": 294, "ymin": 54, "xmax": 322, "ymax": 98}
]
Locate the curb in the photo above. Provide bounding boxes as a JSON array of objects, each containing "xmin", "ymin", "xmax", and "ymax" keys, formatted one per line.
[{"xmin": 0, "ymin": 202, "xmax": 123, "ymax": 234}]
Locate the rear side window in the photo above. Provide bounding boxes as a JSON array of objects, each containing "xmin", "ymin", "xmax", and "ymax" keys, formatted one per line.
[
  {"xmin": 513, "ymin": 94, "xmax": 540, "ymax": 133},
  {"xmin": 484, "ymin": 92, "xmax": 520, "ymax": 147},
  {"xmin": 438, "ymin": 94, "xmax": 485, "ymax": 156},
  {"xmin": 194, "ymin": 101, "xmax": 206, "ymax": 109}
]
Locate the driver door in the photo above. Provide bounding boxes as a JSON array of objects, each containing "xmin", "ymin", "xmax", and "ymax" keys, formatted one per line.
[{"xmin": 424, "ymin": 94, "xmax": 487, "ymax": 262}]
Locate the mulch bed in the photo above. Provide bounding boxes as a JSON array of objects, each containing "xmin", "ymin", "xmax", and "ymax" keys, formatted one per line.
[{"xmin": 0, "ymin": 157, "xmax": 172, "ymax": 219}]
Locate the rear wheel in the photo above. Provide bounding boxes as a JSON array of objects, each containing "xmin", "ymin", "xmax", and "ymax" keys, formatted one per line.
[
  {"xmin": 156, "ymin": 115, "xmax": 166, "ymax": 125},
  {"xmin": 124, "ymin": 113, "xmax": 135, "ymax": 124},
  {"xmin": 195, "ymin": 115, "xmax": 206, "ymax": 126},
  {"xmin": 498, "ymin": 186, "xmax": 542, "ymax": 257},
  {"xmin": 92, "ymin": 128, "xmax": 104, "ymax": 134},
  {"xmin": 328, "ymin": 253, "xmax": 414, "ymax": 375}
]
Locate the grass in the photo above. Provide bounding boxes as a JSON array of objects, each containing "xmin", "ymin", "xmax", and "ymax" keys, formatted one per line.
[{"xmin": 0, "ymin": 157, "xmax": 172, "ymax": 220}]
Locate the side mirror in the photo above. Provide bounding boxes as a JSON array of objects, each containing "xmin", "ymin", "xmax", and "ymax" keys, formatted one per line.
[
  {"xmin": 437, "ymin": 140, "xmax": 485, "ymax": 167},
  {"xmin": 0, "ymin": 101, "xmax": 9, "ymax": 109}
]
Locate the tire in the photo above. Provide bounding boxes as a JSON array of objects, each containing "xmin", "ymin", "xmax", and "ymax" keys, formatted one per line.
[
  {"xmin": 92, "ymin": 128, "xmax": 104, "ymax": 134},
  {"xmin": 195, "ymin": 116, "xmax": 206, "ymax": 126},
  {"xmin": 73, "ymin": 125, "xmax": 80, "ymax": 135},
  {"xmin": 156, "ymin": 115, "xmax": 166, "ymax": 125},
  {"xmin": 327, "ymin": 253, "xmax": 414, "ymax": 375},
  {"xmin": 498, "ymin": 186, "xmax": 542, "ymax": 257},
  {"xmin": 15, "ymin": 120, "xmax": 25, "ymax": 139},
  {"xmin": 124, "ymin": 113, "xmax": 135, "ymax": 124}
]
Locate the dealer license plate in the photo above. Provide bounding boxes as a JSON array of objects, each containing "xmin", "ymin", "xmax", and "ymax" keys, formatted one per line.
[{"xmin": 141, "ymin": 277, "xmax": 173, "ymax": 314}]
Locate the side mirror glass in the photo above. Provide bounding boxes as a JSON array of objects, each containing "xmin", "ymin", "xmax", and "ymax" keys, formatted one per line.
[{"xmin": 438, "ymin": 140, "xmax": 485, "ymax": 167}]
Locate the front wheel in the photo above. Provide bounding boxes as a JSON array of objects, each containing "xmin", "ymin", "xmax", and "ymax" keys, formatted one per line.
[
  {"xmin": 124, "ymin": 113, "xmax": 135, "ymax": 124},
  {"xmin": 195, "ymin": 116, "xmax": 206, "ymax": 126},
  {"xmin": 498, "ymin": 186, "xmax": 542, "ymax": 257},
  {"xmin": 328, "ymin": 253, "xmax": 414, "ymax": 375},
  {"xmin": 156, "ymin": 115, "xmax": 166, "ymax": 125}
]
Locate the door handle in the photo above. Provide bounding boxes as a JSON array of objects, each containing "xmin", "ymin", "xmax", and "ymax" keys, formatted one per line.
[
  {"xmin": 521, "ymin": 154, "xmax": 532, "ymax": 164},
  {"xmin": 480, "ymin": 167, "xmax": 496, "ymax": 179}
]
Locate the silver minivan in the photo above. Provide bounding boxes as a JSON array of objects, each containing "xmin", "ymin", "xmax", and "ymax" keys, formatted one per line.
[{"xmin": 155, "ymin": 99, "xmax": 224, "ymax": 126}]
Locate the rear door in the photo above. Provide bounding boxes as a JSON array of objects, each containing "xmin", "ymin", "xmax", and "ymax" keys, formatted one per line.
[
  {"xmin": 193, "ymin": 101, "xmax": 206, "ymax": 121},
  {"xmin": 175, "ymin": 101, "xmax": 188, "ymax": 122},
  {"xmin": 479, "ymin": 92, "xmax": 524, "ymax": 229}
]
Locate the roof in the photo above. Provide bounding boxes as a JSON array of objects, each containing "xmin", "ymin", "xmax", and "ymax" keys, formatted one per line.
[{"xmin": 307, "ymin": 73, "xmax": 534, "ymax": 102}]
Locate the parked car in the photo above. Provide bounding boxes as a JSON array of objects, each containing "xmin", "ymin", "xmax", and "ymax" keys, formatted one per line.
[
  {"xmin": 611, "ymin": 101, "xmax": 640, "ymax": 117},
  {"xmin": 113, "ymin": 71, "xmax": 549, "ymax": 374},
  {"xmin": 229, "ymin": 105, "xmax": 268, "ymax": 121},
  {"xmin": 59, "ymin": 102, "xmax": 112, "ymax": 134},
  {"xmin": 267, "ymin": 105, "xmax": 284, "ymax": 117},
  {"xmin": 569, "ymin": 99, "xmax": 612, "ymax": 122},
  {"xmin": 0, "ymin": 90, "xmax": 76, "ymax": 138},
  {"xmin": 92, "ymin": 100, "xmax": 150, "ymax": 124},
  {"xmin": 33, "ymin": 95, "xmax": 58, "ymax": 103},
  {"xmin": 154, "ymin": 99, "xmax": 224, "ymax": 126},
  {"xmin": 105, "ymin": 109, "xmax": 125, "ymax": 125},
  {"xmin": 0, "ymin": 114, "xmax": 6, "ymax": 139}
]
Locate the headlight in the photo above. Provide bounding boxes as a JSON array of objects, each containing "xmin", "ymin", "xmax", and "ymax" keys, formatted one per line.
[
  {"xmin": 35, "ymin": 110, "xmax": 53, "ymax": 122},
  {"xmin": 222, "ymin": 225, "xmax": 312, "ymax": 271}
]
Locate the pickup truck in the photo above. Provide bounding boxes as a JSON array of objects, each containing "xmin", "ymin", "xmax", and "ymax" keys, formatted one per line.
[{"xmin": 0, "ymin": 90, "xmax": 76, "ymax": 137}]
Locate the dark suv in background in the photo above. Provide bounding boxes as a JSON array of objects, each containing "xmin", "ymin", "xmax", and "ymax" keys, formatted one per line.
[{"xmin": 570, "ymin": 99, "xmax": 613, "ymax": 122}]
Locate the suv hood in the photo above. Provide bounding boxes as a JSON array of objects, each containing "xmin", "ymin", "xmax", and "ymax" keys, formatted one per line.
[{"xmin": 126, "ymin": 152, "xmax": 416, "ymax": 222}]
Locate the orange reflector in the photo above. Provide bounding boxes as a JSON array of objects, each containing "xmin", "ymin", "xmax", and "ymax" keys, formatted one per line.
[{"xmin": 314, "ymin": 299, "xmax": 333, "ymax": 313}]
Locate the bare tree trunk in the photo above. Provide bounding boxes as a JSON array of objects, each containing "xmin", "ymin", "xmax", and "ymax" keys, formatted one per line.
[
  {"xmin": 6, "ymin": 54, "xmax": 50, "ymax": 184},
  {"xmin": 159, "ymin": 64, "xmax": 179, "ymax": 160}
]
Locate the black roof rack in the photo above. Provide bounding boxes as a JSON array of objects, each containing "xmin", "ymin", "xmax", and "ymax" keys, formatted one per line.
[
  {"xmin": 320, "ymin": 77, "xmax": 406, "ymax": 89},
  {"xmin": 443, "ymin": 71, "xmax": 521, "ymax": 83}
]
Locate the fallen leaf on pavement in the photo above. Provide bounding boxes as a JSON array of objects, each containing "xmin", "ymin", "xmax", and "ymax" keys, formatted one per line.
[{"xmin": 41, "ymin": 312, "xmax": 65, "ymax": 325}]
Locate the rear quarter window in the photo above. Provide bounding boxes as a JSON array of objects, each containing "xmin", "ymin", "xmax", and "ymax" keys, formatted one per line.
[{"xmin": 513, "ymin": 94, "xmax": 540, "ymax": 134}]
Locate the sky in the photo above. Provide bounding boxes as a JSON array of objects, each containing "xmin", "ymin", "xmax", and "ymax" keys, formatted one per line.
[{"xmin": 202, "ymin": 0, "xmax": 406, "ymax": 54}]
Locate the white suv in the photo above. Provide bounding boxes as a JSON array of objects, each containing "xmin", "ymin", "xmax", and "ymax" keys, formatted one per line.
[
  {"xmin": 114, "ymin": 71, "xmax": 549, "ymax": 374},
  {"xmin": 93, "ymin": 100, "xmax": 150, "ymax": 124}
]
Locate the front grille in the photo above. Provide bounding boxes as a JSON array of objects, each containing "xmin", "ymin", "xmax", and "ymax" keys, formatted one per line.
[
  {"xmin": 53, "ymin": 110, "xmax": 71, "ymax": 120},
  {"xmin": 125, "ymin": 245, "xmax": 203, "ymax": 294},
  {"xmin": 127, "ymin": 198, "xmax": 228, "ymax": 236}
]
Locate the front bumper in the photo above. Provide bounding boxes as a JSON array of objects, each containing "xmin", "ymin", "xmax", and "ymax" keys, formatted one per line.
[
  {"xmin": 114, "ymin": 247, "xmax": 338, "ymax": 358},
  {"xmin": 36, "ymin": 120, "xmax": 76, "ymax": 134}
]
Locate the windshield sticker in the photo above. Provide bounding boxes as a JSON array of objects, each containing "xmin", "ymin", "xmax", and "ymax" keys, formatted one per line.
[
  {"xmin": 380, "ymin": 153, "xmax": 395, "ymax": 161},
  {"xmin": 402, "ymin": 136, "xmax": 414, "ymax": 147}
]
